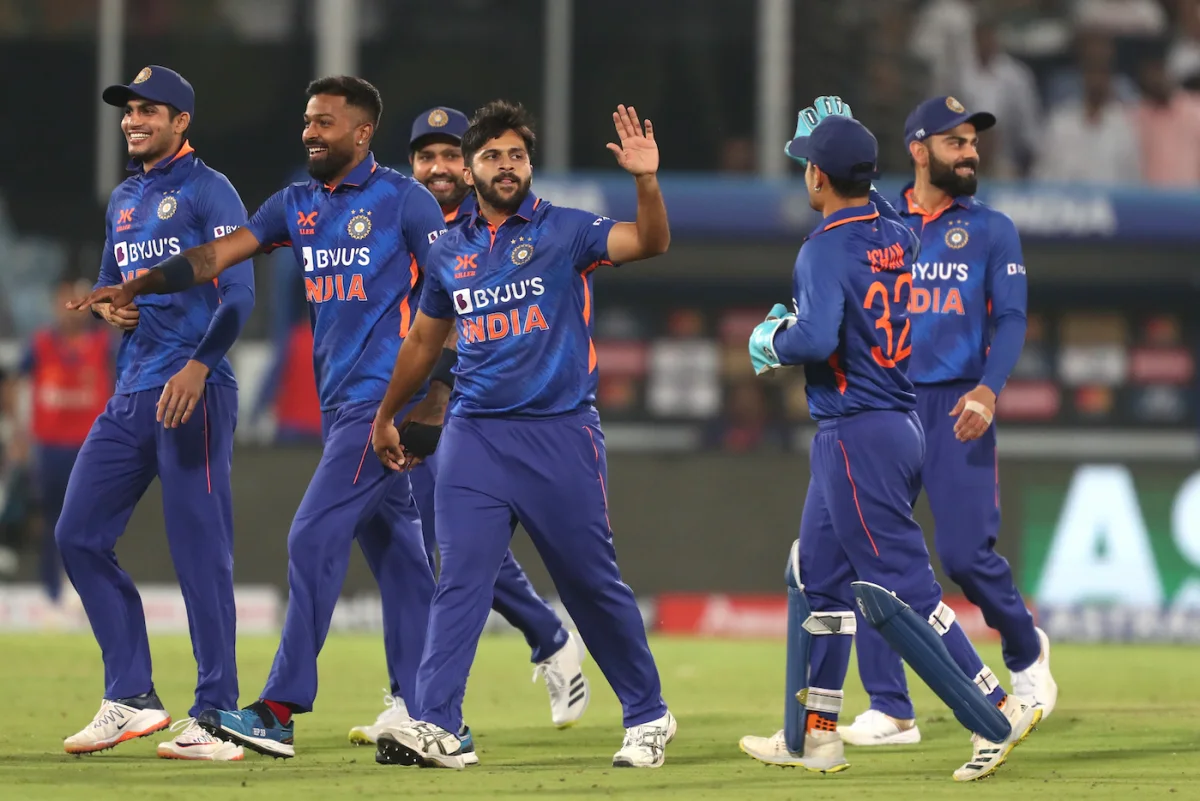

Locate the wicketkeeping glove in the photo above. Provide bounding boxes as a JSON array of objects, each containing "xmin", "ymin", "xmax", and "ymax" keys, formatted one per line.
[
  {"xmin": 785, "ymin": 95, "xmax": 854, "ymax": 167},
  {"xmin": 749, "ymin": 303, "xmax": 796, "ymax": 376}
]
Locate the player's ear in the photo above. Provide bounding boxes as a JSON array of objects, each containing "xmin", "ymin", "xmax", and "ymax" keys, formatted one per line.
[
  {"xmin": 356, "ymin": 122, "xmax": 374, "ymax": 147},
  {"xmin": 173, "ymin": 111, "xmax": 190, "ymax": 135},
  {"xmin": 463, "ymin": 167, "xmax": 475, "ymax": 188},
  {"xmin": 909, "ymin": 140, "xmax": 927, "ymax": 168}
]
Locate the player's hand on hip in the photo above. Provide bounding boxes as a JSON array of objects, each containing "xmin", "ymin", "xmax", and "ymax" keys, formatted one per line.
[
  {"xmin": 373, "ymin": 411, "xmax": 406, "ymax": 472},
  {"xmin": 95, "ymin": 301, "xmax": 140, "ymax": 331},
  {"xmin": 950, "ymin": 384, "xmax": 996, "ymax": 442},
  {"xmin": 606, "ymin": 105, "xmax": 658, "ymax": 176},
  {"xmin": 67, "ymin": 283, "xmax": 136, "ymax": 313},
  {"xmin": 158, "ymin": 360, "xmax": 209, "ymax": 429}
]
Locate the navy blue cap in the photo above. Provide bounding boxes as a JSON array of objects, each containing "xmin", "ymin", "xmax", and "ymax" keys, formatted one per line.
[
  {"xmin": 786, "ymin": 116, "xmax": 879, "ymax": 181},
  {"xmin": 103, "ymin": 65, "xmax": 194, "ymax": 117},
  {"xmin": 904, "ymin": 96, "xmax": 995, "ymax": 146},
  {"xmin": 410, "ymin": 107, "xmax": 470, "ymax": 148}
]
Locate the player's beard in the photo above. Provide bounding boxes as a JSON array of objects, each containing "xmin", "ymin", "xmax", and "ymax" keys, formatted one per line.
[
  {"xmin": 307, "ymin": 142, "xmax": 355, "ymax": 183},
  {"xmin": 474, "ymin": 172, "xmax": 532, "ymax": 215},
  {"xmin": 421, "ymin": 173, "xmax": 470, "ymax": 210},
  {"xmin": 929, "ymin": 153, "xmax": 979, "ymax": 197}
]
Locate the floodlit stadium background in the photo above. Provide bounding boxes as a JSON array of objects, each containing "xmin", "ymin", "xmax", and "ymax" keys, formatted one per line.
[{"xmin": 1, "ymin": 0, "xmax": 1198, "ymax": 645}]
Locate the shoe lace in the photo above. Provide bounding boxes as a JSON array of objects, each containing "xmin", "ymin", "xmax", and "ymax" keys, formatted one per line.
[
  {"xmin": 375, "ymin": 690, "xmax": 407, "ymax": 724},
  {"xmin": 89, "ymin": 700, "xmax": 127, "ymax": 729},
  {"xmin": 168, "ymin": 717, "xmax": 198, "ymax": 733},
  {"xmin": 533, "ymin": 662, "xmax": 566, "ymax": 695},
  {"xmin": 621, "ymin": 723, "xmax": 665, "ymax": 751}
]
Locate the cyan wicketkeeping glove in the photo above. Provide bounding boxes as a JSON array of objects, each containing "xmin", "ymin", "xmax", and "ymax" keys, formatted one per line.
[
  {"xmin": 785, "ymin": 95, "xmax": 855, "ymax": 167},
  {"xmin": 749, "ymin": 303, "xmax": 796, "ymax": 376}
]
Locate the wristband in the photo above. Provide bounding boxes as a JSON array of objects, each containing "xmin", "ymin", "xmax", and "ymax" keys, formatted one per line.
[
  {"xmin": 964, "ymin": 399, "xmax": 993, "ymax": 425},
  {"xmin": 157, "ymin": 253, "xmax": 195, "ymax": 294},
  {"xmin": 431, "ymin": 348, "xmax": 457, "ymax": 389}
]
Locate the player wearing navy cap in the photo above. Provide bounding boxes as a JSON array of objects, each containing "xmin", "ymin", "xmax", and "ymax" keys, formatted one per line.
[
  {"xmin": 58, "ymin": 65, "xmax": 254, "ymax": 761},
  {"xmin": 841, "ymin": 95, "xmax": 1057, "ymax": 748},
  {"xmin": 351, "ymin": 106, "xmax": 589, "ymax": 748},
  {"xmin": 737, "ymin": 99, "xmax": 1042, "ymax": 782},
  {"xmin": 73, "ymin": 76, "xmax": 444, "ymax": 761},
  {"xmin": 364, "ymin": 100, "xmax": 674, "ymax": 769}
]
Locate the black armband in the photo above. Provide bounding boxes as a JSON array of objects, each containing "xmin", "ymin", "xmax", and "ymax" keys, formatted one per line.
[
  {"xmin": 157, "ymin": 253, "xmax": 195, "ymax": 294},
  {"xmin": 430, "ymin": 348, "xmax": 458, "ymax": 389}
]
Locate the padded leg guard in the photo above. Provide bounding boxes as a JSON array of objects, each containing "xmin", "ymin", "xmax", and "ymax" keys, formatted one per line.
[{"xmin": 852, "ymin": 581, "xmax": 1010, "ymax": 743}]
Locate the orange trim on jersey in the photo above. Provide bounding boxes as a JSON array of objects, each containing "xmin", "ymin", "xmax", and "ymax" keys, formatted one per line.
[
  {"xmin": 582, "ymin": 259, "xmax": 612, "ymax": 276},
  {"xmin": 486, "ymin": 221, "xmax": 498, "ymax": 250},
  {"xmin": 839, "ymin": 440, "xmax": 880, "ymax": 557},
  {"xmin": 354, "ymin": 420, "xmax": 376, "ymax": 485},
  {"xmin": 203, "ymin": 398, "xmax": 212, "ymax": 494},
  {"xmin": 398, "ymin": 255, "xmax": 420, "ymax": 337},
  {"xmin": 580, "ymin": 273, "xmax": 597, "ymax": 371},
  {"xmin": 444, "ymin": 207, "xmax": 459, "ymax": 224},
  {"xmin": 828, "ymin": 353, "xmax": 847, "ymax": 395},
  {"xmin": 169, "ymin": 141, "xmax": 195, "ymax": 163},
  {"xmin": 821, "ymin": 210, "xmax": 880, "ymax": 233},
  {"xmin": 585, "ymin": 427, "xmax": 612, "ymax": 532},
  {"xmin": 904, "ymin": 188, "xmax": 953, "ymax": 227}
]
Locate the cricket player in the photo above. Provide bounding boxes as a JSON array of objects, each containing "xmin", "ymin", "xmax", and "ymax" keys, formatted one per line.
[
  {"xmin": 737, "ymin": 100, "xmax": 1041, "ymax": 782},
  {"xmin": 72, "ymin": 76, "xmax": 442, "ymax": 760},
  {"xmin": 18, "ymin": 278, "xmax": 113, "ymax": 605},
  {"xmin": 840, "ymin": 96, "xmax": 1057, "ymax": 747},
  {"xmin": 366, "ymin": 100, "xmax": 675, "ymax": 769},
  {"xmin": 58, "ymin": 65, "xmax": 254, "ymax": 761},
  {"xmin": 351, "ymin": 107, "xmax": 590, "ymax": 747}
]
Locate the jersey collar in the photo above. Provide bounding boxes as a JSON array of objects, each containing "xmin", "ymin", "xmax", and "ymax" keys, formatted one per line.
[
  {"xmin": 127, "ymin": 141, "xmax": 195, "ymax": 176},
  {"xmin": 470, "ymin": 191, "xmax": 541, "ymax": 229},
  {"xmin": 445, "ymin": 192, "xmax": 477, "ymax": 224},
  {"xmin": 808, "ymin": 201, "xmax": 880, "ymax": 239},
  {"xmin": 315, "ymin": 151, "xmax": 378, "ymax": 192},
  {"xmin": 899, "ymin": 182, "xmax": 976, "ymax": 222}
]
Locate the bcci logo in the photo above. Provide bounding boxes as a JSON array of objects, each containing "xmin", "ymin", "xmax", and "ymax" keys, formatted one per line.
[
  {"xmin": 945, "ymin": 227, "xmax": 969, "ymax": 249},
  {"xmin": 133, "ymin": 66, "xmax": 152, "ymax": 84},
  {"xmin": 347, "ymin": 209, "xmax": 372, "ymax": 240},
  {"xmin": 945, "ymin": 96, "xmax": 965, "ymax": 113},
  {"xmin": 511, "ymin": 237, "xmax": 534, "ymax": 266},
  {"xmin": 428, "ymin": 109, "xmax": 449, "ymax": 127},
  {"xmin": 157, "ymin": 194, "xmax": 177, "ymax": 220}
]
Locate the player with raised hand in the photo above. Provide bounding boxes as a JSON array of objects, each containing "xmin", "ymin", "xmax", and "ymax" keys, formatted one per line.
[
  {"xmin": 71, "ymin": 76, "xmax": 443, "ymax": 761},
  {"xmin": 352, "ymin": 107, "xmax": 589, "ymax": 750},
  {"xmin": 58, "ymin": 65, "xmax": 253, "ymax": 761},
  {"xmin": 737, "ymin": 100, "xmax": 1041, "ymax": 782},
  {"xmin": 841, "ymin": 96, "xmax": 1056, "ymax": 748},
  {"xmin": 366, "ymin": 100, "xmax": 675, "ymax": 770}
]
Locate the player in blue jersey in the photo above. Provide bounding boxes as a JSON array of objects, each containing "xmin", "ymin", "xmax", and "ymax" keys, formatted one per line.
[
  {"xmin": 352, "ymin": 107, "xmax": 588, "ymax": 749},
  {"xmin": 73, "ymin": 76, "xmax": 443, "ymax": 761},
  {"xmin": 841, "ymin": 96, "xmax": 1057, "ymax": 748},
  {"xmin": 57, "ymin": 65, "xmax": 253, "ymax": 761},
  {"xmin": 736, "ymin": 101, "xmax": 1042, "ymax": 782},
  {"xmin": 362, "ymin": 100, "xmax": 675, "ymax": 769}
]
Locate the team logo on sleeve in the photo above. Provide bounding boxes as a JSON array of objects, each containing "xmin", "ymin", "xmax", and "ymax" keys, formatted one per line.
[
  {"xmin": 945, "ymin": 226, "xmax": 969, "ymax": 249},
  {"xmin": 946, "ymin": 96, "xmax": 965, "ymax": 113},
  {"xmin": 453, "ymin": 288, "xmax": 473, "ymax": 314},
  {"xmin": 511, "ymin": 236, "xmax": 535, "ymax": 266},
  {"xmin": 347, "ymin": 209, "xmax": 372, "ymax": 240},
  {"xmin": 428, "ymin": 109, "xmax": 449, "ymax": 127},
  {"xmin": 157, "ymin": 193, "xmax": 178, "ymax": 220}
]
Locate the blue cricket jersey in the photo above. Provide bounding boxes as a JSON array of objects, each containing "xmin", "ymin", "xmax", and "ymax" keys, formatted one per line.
[
  {"xmin": 99, "ymin": 144, "xmax": 255, "ymax": 394},
  {"xmin": 896, "ymin": 186, "xmax": 1028, "ymax": 395},
  {"xmin": 772, "ymin": 192, "xmax": 920, "ymax": 420},
  {"xmin": 418, "ymin": 192, "xmax": 617, "ymax": 418},
  {"xmin": 245, "ymin": 153, "xmax": 447, "ymax": 410}
]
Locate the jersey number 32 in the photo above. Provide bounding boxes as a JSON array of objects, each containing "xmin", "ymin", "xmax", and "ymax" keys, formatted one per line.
[{"xmin": 863, "ymin": 273, "xmax": 912, "ymax": 369}]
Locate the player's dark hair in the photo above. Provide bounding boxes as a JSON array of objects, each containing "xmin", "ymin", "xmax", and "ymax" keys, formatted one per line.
[
  {"xmin": 306, "ymin": 76, "xmax": 383, "ymax": 127},
  {"xmin": 828, "ymin": 174, "xmax": 872, "ymax": 200},
  {"xmin": 461, "ymin": 100, "xmax": 537, "ymax": 164}
]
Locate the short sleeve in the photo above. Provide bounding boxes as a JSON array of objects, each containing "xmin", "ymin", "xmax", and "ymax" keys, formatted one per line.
[
  {"xmin": 417, "ymin": 238, "xmax": 455, "ymax": 320},
  {"xmin": 556, "ymin": 207, "xmax": 618, "ymax": 272},
  {"xmin": 245, "ymin": 188, "xmax": 292, "ymax": 253}
]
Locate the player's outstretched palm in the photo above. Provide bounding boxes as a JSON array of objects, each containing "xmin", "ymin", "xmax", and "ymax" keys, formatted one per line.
[
  {"xmin": 67, "ymin": 284, "xmax": 135, "ymax": 313},
  {"xmin": 607, "ymin": 105, "xmax": 658, "ymax": 176}
]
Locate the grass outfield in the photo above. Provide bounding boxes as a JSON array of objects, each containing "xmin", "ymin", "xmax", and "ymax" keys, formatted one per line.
[{"xmin": 2, "ymin": 634, "xmax": 1198, "ymax": 800}]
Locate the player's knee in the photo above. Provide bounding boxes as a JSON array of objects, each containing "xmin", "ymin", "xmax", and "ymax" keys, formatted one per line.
[{"xmin": 939, "ymin": 548, "xmax": 984, "ymax": 586}]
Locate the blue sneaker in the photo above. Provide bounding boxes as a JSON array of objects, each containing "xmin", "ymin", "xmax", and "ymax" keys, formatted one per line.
[{"xmin": 197, "ymin": 701, "xmax": 295, "ymax": 759}]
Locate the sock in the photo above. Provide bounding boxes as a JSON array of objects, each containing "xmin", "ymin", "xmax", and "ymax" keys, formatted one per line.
[
  {"xmin": 262, "ymin": 699, "xmax": 292, "ymax": 726},
  {"xmin": 806, "ymin": 712, "xmax": 838, "ymax": 733}
]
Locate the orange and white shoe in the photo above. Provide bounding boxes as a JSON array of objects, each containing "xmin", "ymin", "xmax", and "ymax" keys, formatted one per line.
[
  {"xmin": 64, "ymin": 699, "xmax": 171, "ymax": 754},
  {"xmin": 157, "ymin": 718, "xmax": 244, "ymax": 761}
]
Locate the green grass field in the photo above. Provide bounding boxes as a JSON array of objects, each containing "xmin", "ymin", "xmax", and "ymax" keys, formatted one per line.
[{"xmin": 2, "ymin": 634, "xmax": 1198, "ymax": 800}]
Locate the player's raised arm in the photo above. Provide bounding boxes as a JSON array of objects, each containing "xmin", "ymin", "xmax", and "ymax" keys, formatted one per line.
[
  {"xmin": 68, "ymin": 226, "xmax": 263, "ymax": 312},
  {"xmin": 604, "ymin": 105, "xmax": 670, "ymax": 264}
]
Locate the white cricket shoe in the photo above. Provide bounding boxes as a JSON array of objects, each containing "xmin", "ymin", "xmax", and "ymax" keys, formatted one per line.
[
  {"xmin": 533, "ymin": 631, "xmax": 590, "ymax": 728},
  {"xmin": 157, "ymin": 718, "xmax": 244, "ymax": 761},
  {"xmin": 1010, "ymin": 627, "xmax": 1058, "ymax": 720},
  {"xmin": 376, "ymin": 721, "xmax": 468, "ymax": 769},
  {"xmin": 838, "ymin": 708, "xmax": 921, "ymax": 746},
  {"xmin": 63, "ymin": 699, "xmax": 172, "ymax": 754},
  {"xmin": 740, "ymin": 729, "xmax": 850, "ymax": 772},
  {"xmin": 953, "ymin": 694, "xmax": 1042, "ymax": 782},
  {"xmin": 612, "ymin": 711, "xmax": 677, "ymax": 768},
  {"xmin": 349, "ymin": 690, "xmax": 413, "ymax": 745}
]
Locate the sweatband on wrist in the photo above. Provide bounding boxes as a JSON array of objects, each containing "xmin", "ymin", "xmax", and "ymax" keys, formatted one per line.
[
  {"xmin": 157, "ymin": 253, "xmax": 195, "ymax": 294},
  {"xmin": 431, "ymin": 348, "xmax": 457, "ymax": 389}
]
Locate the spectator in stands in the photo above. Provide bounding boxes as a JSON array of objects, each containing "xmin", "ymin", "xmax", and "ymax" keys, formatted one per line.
[
  {"xmin": 1132, "ymin": 49, "xmax": 1200, "ymax": 185},
  {"xmin": 961, "ymin": 14, "xmax": 1043, "ymax": 177},
  {"xmin": 703, "ymin": 377, "xmax": 788, "ymax": 453},
  {"xmin": 1035, "ymin": 35, "xmax": 1142, "ymax": 183},
  {"xmin": 1167, "ymin": 0, "xmax": 1200, "ymax": 91},
  {"xmin": 1045, "ymin": 27, "xmax": 1140, "ymax": 105}
]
